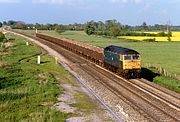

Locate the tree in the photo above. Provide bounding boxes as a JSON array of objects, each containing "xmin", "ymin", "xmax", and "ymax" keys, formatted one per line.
[
  {"xmin": 97, "ymin": 21, "xmax": 105, "ymax": 31},
  {"xmin": 105, "ymin": 19, "xmax": 121, "ymax": 36},
  {"xmin": 84, "ymin": 22, "xmax": 95, "ymax": 35},
  {"xmin": 0, "ymin": 22, "xmax": 2, "ymax": 27},
  {"xmin": 3, "ymin": 21, "xmax": 7, "ymax": 25},
  {"xmin": 12, "ymin": 22, "xmax": 27, "ymax": 29},
  {"xmin": 0, "ymin": 32, "xmax": 6, "ymax": 42},
  {"xmin": 7, "ymin": 20, "xmax": 17, "ymax": 26},
  {"xmin": 47, "ymin": 24, "xmax": 53, "ymax": 30},
  {"xmin": 142, "ymin": 22, "xmax": 148, "ymax": 30},
  {"xmin": 110, "ymin": 26, "xmax": 121, "ymax": 37},
  {"xmin": 55, "ymin": 24, "xmax": 66, "ymax": 33}
]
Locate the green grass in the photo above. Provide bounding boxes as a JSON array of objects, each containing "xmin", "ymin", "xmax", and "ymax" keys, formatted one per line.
[
  {"xmin": 0, "ymin": 33, "xmax": 74, "ymax": 121},
  {"xmin": 154, "ymin": 76, "xmax": 180, "ymax": 92},
  {"xmin": 13, "ymin": 30, "xmax": 180, "ymax": 93}
]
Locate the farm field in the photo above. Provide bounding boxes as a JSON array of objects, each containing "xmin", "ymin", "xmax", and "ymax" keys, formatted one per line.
[{"xmin": 118, "ymin": 32, "xmax": 180, "ymax": 41}]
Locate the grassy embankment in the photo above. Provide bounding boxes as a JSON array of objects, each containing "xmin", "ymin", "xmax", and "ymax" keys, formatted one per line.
[
  {"xmin": 13, "ymin": 30, "xmax": 180, "ymax": 93},
  {"xmin": 0, "ymin": 33, "xmax": 71, "ymax": 121},
  {"xmin": 0, "ymin": 33, "xmax": 99, "ymax": 121}
]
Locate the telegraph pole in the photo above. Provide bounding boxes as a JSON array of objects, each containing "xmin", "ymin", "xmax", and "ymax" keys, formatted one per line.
[{"xmin": 167, "ymin": 21, "xmax": 172, "ymax": 42}]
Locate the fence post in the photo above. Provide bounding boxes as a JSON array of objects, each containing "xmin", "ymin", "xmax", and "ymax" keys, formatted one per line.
[
  {"xmin": 26, "ymin": 42, "xmax": 29, "ymax": 46},
  {"xmin": 38, "ymin": 55, "xmax": 40, "ymax": 64},
  {"xmin": 55, "ymin": 57, "xmax": 58, "ymax": 64}
]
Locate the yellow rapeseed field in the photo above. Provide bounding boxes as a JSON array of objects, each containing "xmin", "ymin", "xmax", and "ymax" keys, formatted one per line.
[{"xmin": 118, "ymin": 32, "xmax": 180, "ymax": 41}]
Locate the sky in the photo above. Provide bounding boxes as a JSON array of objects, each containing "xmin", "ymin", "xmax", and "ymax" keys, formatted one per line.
[{"xmin": 0, "ymin": 0, "xmax": 180, "ymax": 25}]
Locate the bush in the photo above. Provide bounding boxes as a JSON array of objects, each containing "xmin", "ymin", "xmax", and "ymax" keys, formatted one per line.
[
  {"xmin": 0, "ymin": 32, "xmax": 6, "ymax": 42},
  {"xmin": 157, "ymin": 32, "xmax": 167, "ymax": 37},
  {"xmin": 55, "ymin": 25, "xmax": 66, "ymax": 34},
  {"xmin": 84, "ymin": 22, "xmax": 95, "ymax": 35},
  {"xmin": 142, "ymin": 38, "xmax": 156, "ymax": 42}
]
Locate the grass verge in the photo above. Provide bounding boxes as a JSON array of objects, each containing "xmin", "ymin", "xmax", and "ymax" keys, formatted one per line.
[
  {"xmin": 0, "ymin": 33, "xmax": 73, "ymax": 121},
  {"xmin": 153, "ymin": 76, "xmax": 180, "ymax": 92}
]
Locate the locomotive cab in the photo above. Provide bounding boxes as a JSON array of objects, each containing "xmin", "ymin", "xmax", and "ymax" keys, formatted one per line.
[{"xmin": 123, "ymin": 54, "xmax": 141, "ymax": 70}]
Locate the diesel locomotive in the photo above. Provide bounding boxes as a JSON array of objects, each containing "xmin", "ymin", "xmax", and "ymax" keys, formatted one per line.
[{"xmin": 104, "ymin": 45, "xmax": 141, "ymax": 78}]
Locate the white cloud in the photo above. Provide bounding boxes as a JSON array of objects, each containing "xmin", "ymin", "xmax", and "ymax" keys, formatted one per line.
[
  {"xmin": 32, "ymin": 0, "xmax": 63, "ymax": 5},
  {"xmin": 111, "ymin": 0, "xmax": 127, "ymax": 3},
  {"xmin": 0, "ymin": 0, "xmax": 20, "ymax": 3},
  {"xmin": 134, "ymin": 0, "xmax": 141, "ymax": 4},
  {"xmin": 110, "ymin": 0, "xmax": 142, "ymax": 4},
  {"xmin": 32, "ymin": 0, "xmax": 85, "ymax": 6}
]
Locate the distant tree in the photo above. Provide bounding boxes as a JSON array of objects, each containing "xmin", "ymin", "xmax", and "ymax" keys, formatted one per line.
[
  {"xmin": 3, "ymin": 21, "xmax": 7, "ymax": 25},
  {"xmin": 105, "ymin": 19, "xmax": 121, "ymax": 36},
  {"xmin": 0, "ymin": 22, "xmax": 2, "ymax": 27},
  {"xmin": 7, "ymin": 20, "xmax": 17, "ymax": 26},
  {"xmin": 0, "ymin": 32, "xmax": 6, "ymax": 42},
  {"xmin": 26, "ymin": 24, "xmax": 34, "ymax": 29},
  {"xmin": 35, "ymin": 23, "xmax": 41, "ymax": 29},
  {"xmin": 84, "ymin": 22, "xmax": 95, "ymax": 35},
  {"xmin": 142, "ymin": 22, "xmax": 148, "ymax": 30},
  {"xmin": 55, "ymin": 24, "xmax": 66, "ymax": 33},
  {"xmin": 110, "ymin": 26, "xmax": 121, "ymax": 37},
  {"xmin": 12, "ymin": 22, "xmax": 27, "ymax": 29},
  {"xmin": 97, "ymin": 21, "xmax": 105, "ymax": 31},
  {"xmin": 47, "ymin": 24, "xmax": 53, "ymax": 30}
]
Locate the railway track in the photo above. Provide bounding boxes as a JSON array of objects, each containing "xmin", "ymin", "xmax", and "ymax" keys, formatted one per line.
[
  {"xmin": 11, "ymin": 31, "xmax": 180, "ymax": 122},
  {"xmin": 87, "ymin": 65, "xmax": 180, "ymax": 121}
]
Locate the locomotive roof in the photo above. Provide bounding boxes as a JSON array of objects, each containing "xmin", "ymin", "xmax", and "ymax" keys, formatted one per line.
[{"xmin": 104, "ymin": 45, "xmax": 139, "ymax": 54}]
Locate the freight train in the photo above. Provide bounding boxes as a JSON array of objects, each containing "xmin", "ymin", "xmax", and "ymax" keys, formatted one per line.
[{"xmin": 36, "ymin": 33, "xmax": 141, "ymax": 78}]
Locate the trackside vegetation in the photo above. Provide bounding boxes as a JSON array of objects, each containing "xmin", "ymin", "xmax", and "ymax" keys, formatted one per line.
[{"xmin": 0, "ymin": 33, "xmax": 73, "ymax": 121}]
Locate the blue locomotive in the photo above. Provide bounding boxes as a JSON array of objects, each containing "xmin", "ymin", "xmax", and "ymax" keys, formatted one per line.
[{"xmin": 104, "ymin": 45, "xmax": 141, "ymax": 78}]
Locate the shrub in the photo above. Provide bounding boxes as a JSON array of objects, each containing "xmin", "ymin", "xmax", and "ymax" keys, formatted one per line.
[
  {"xmin": 84, "ymin": 22, "xmax": 95, "ymax": 35},
  {"xmin": 0, "ymin": 32, "xmax": 6, "ymax": 42},
  {"xmin": 142, "ymin": 38, "xmax": 156, "ymax": 42}
]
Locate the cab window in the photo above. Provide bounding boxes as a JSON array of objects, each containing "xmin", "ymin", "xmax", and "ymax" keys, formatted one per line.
[
  {"xmin": 133, "ymin": 55, "xmax": 140, "ymax": 60},
  {"xmin": 124, "ymin": 55, "xmax": 131, "ymax": 60}
]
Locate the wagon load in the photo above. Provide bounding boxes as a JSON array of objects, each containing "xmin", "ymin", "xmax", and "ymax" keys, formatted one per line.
[{"xmin": 36, "ymin": 33, "xmax": 104, "ymax": 64}]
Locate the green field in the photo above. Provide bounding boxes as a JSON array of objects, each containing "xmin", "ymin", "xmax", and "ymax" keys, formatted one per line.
[{"xmin": 13, "ymin": 30, "xmax": 180, "ymax": 92}]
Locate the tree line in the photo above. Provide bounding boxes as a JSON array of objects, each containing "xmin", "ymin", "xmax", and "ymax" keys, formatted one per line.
[
  {"xmin": 84, "ymin": 20, "xmax": 173, "ymax": 37},
  {"xmin": 0, "ymin": 20, "xmax": 178, "ymax": 37},
  {"xmin": 0, "ymin": 20, "xmax": 84, "ymax": 32}
]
